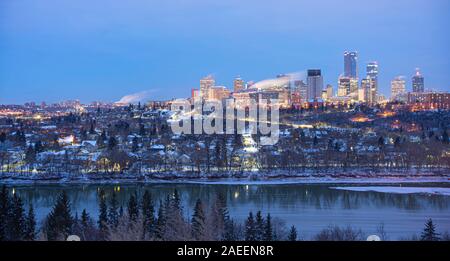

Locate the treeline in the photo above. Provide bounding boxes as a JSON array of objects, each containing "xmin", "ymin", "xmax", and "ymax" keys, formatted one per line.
[{"xmin": 0, "ymin": 186, "xmax": 448, "ymax": 241}]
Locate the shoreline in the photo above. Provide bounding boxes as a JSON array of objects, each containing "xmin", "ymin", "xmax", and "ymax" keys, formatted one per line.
[{"xmin": 1, "ymin": 175, "xmax": 449, "ymax": 186}]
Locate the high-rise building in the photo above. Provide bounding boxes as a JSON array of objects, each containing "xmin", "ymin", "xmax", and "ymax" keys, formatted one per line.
[
  {"xmin": 208, "ymin": 86, "xmax": 230, "ymax": 101},
  {"xmin": 200, "ymin": 75, "xmax": 215, "ymax": 98},
  {"xmin": 307, "ymin": 69, "xmax": 323, "ymax": 100},
  {"xmin": 391, "ymin": 76, "xmax": 406, "ymax": 100},
  {"xmin": 366, "ymin": 62, "xmax": 378, "ymax": 80},
  {"xmin": 412, "ymin": 68, "xmax": 425, "ymax": 93},
  {"xmin": 294, "ymin": 80, "xmax": 308, "ymax": 101},
  {"xmin": 344, "ymin": 51, "xmax": 358, "ymax": 78},
  {"xmin": 337, "ymin": 76, "xmax": 358, "ymax": 97},
  {"xmin": 366, "ymin": 62, "xmax": 379, "ymax": 103},
  {"xmin": 191, "ymin": 89, "xmax": 200, "ymax": 102},
  {"xmin": 322, "ymin": 84, "xmax": 333, "ymax": 101},
  {"xmin": 233, "ymin": 76, "xmax": 244, "ymax": 93},
  {"xmin": 338, "ymin": 77, "xmax": 350, "ymax": 97},
  {"xmin": 326, "ymin": 84, "xmax": 333, "ymax": 99},
  {"xmin": 360, "ymin": 77, "xmax": 375, "ymax": 104}
]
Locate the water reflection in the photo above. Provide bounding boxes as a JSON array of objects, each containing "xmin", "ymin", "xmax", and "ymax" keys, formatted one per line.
[{"xmin": 9, "ymin": 183, "xmax": 450, "ymax": 239}]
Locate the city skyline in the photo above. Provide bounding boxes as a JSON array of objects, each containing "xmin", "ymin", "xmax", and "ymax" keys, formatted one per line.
[{"xmin": 1, "ymin": 0, "xmax": 449, "ymax": 104}]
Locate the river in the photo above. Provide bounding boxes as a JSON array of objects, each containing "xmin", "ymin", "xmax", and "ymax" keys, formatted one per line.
[{"xmin": 7, "ymin": 182, "xmax": 450, "ymax": 240}]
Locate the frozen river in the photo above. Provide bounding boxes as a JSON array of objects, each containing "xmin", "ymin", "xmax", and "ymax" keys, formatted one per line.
[{"xmin": 7, "ymin": 182, "xmax": 450, "ymax": 240}]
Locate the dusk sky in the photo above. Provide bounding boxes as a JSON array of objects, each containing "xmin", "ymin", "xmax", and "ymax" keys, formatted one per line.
[{"xmin": 0, "ymin": 0, "xmax": 449, "ymax": 104}]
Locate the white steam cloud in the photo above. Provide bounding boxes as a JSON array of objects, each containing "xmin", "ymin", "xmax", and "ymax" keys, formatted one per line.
[
  {"xmin": 116, "ymin": 90, "xmax": 159, "ymax": 104},
  {"xmin": 250, "ymin": 71, "xmax": 306, "ymax": 90}
]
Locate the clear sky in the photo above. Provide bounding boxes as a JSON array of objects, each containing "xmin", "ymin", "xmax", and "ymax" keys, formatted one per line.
[{"xmin": 0, "ymin": 0, "xmax": 449, "ymax": 104}]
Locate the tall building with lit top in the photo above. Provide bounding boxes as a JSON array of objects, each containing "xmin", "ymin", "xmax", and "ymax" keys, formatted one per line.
[
  {"xmin": 338, "ymin": 76, "xmax": 358, "ymax": 98},
  {"xmin": 360, "ymin": 77, "xmax": 375, "ymax": 104},
  {"xmin": 344, "ymin": 51, "xmax": 358, "ymax": 78},
  {"xmin": 412, "ymin": 68, "xmax": 425, "ymax": 93},
  {"xmin": 200, "ymin": 75, "xmax": 215, "ymax": 99},
  {"xmin": 233, "ymin": 76, "xmax": 244, "ymax": 93},
  {"xmin": 366, "ymin": 61, "xmax": 378, "ymax": 100},
  {"xmin": 307, "ymin": 69, "xmax": 323, "ymax": 100},
  {"xmin": 391, "ymin": 76, "xmax": 406, "ymax": 101}
]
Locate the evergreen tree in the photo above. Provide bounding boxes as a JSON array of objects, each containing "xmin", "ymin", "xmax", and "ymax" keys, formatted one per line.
[
  {"xmin": 89, "ymin": 123, "xmax": 96, "ymax": 134},
  {"xmin": 191, "ymin": 199, "xmax": 206, "ymax": 240},
  {"xmin": 421, "ymin": 218, "xmax": 440, "ymax": 241},
  {"xmin": 108, "ymin": 192, "xmax": 119, "ymax": 228},
  {"xmin": 34, "ymin": 140, "xmax": 43, "ymax": 153},
  {"xmin": 108, "ymin": 136, "xmax": 117, "ymax": 150},
  {"xmin": 378, "ymin": 136, "xmax": 384, "ymax": 147},
  {"xmin": 223, "ymin": 218, "xmax": 238, "ymax": 241},
  {"xmin": 172, "ymin": 189, "xmax": 182, "ymax": 214},
  {"xmin": 45, "ymin": 191, "xmax": 73, "ymax": 241},
  {"xmin": 0, "ymin": 132, "xmax": 6, "ymax": 143},
  {"xmin": 25, "ymin": 145, "xmax": 36, "ymax": 164},
  {"xmin": 81, "ymin": 209, "xmax": 90, "ymax": 228},
  {"xmin": 209, "ymin": 193, "xmax": 229, "ymax": 240},
  {"xmin": 244, "ymin": 212, "xmax": 256, "ymax": 241},
  {"xmin": 132, "ymin": 136, "xmax": 139, "ymax": 152},
  {"xmin": 127, "ymin": 193, "xmax": 139, "ymax": 223},
  {"xmin": 443, "ymin": 130, "xmax": 449, "ymax": 144},
  {"xmin": 155, "ymin": 200, "xmax": 166, "ymax": 240},
  {"xmin": 142, "ymin": 190, "xmax": 155, "ymax": 239},
  {"xmin": 0, "ymin": 186, "xmax": 10, "ymax": 240},
  {"xmin": 80, "ymin": 209, "xmax": 97, "ymax": 241},
  {"xmin": 9, "ymin": 193, "xmax": 26, "ymax": 240},
  {"xmin": 255, "ymin": 211, "xmax": 265, "ymax": 241},
  {"xmin": 164, "ymin": 190, "xmax": 188, "ymax": 240},
  {"xmin": 98, "ymin": 190, "xmax": 108, "ymax": 235},
  {"xmin": 288, "ymin": 225, "xmax": 298, "ymax": 241},
  {"xmin": 264, "ymin": 213, "xmax": 273, "ymax": 241},
  {"xmin": 24, "ymin": 204, "xmax": 36, "ymax": 241}
]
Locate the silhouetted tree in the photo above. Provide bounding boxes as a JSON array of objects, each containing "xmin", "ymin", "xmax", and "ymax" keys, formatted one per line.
[
  {"xmin": 191, "ymin": 199, "xmax": 206, "ymax": 240},
  {"xmin": 45, "ymin": 192, "xmax": 73, "ymax": 241},
  {"xmin": 9, "ymin": 193, "xmax": 26, "ymax": 240},
  {"xmin": 108, "ymin": 136, "xmax": 117, "ymax": 150},
  {"xmin": 154, "ymin": 201, "xmax": 166, "ymax": 240},
  {"xmin": 288, "ymin": 225, "xmax": 297, "ymax": 241},
  {"xmin": 245, "ymin": 212, "xmax": 256, "ymax": 241},
  {"xmin": 142, "ymin": 191, "xmax": 155, "ymax": 239},
  {"xmin": 421, "ymin": 219, "xmax": 440, "ymax": 241},
  {"xmin": 24, "ymin": 204, "xmax": 36, "ymax": 241},
  {"xmin": 98, "ymin": 190, "xmax": 108, "ymax": 236},
  {"xmin": 127, "ymin": 193, "xmax": 139, "ymax": 223},
  {"xmin": 0, "ymin": 186, "xmax": 10, "ymax": 240},
  {"xmin": 255, "ymin": 211, "xmax": 265, "ymax": 241},
  {"xmin": 108, "ymin": 192, "xmax": 119, "ymax": 228},
  {"xmin": 264, "ymin": 213, "xmax": 273, "ymax": 241}
]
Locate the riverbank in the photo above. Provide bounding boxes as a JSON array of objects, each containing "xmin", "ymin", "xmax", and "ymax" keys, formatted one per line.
[{"xmin": 1, "ymin": 167, "xmax": 449, "ymax": 185}]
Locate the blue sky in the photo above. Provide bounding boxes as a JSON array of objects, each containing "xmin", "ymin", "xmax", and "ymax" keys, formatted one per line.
[{"xmin": 0, "ymin": 0, "xmax": 449, "ymax": 104}]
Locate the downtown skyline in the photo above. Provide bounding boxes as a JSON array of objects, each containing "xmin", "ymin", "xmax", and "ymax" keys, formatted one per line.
[{"xmin": 1, "ymin": 0, "xmax": 449, "ymax": 104}]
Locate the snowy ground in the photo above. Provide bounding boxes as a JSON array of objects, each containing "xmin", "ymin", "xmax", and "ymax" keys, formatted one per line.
[{"xmin": 330, "ymin": 186, "xmax": 450, "ymax": 196}]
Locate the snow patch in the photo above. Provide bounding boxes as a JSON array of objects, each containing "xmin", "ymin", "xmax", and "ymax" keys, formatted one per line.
[{"xmin": 331, "ymin": 186, "xmax": 450, "ymax": 196}]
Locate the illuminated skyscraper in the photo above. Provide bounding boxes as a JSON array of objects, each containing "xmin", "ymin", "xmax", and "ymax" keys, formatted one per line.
[
  {"xmin": 412, "ymin": 68, "xmax": 425, "ymax": 93},
  {"xmin": 233, "ymin": 76, "xmax": 244, "ymax": 93},
  {"xmin": 360, "ymin": 77, "xmax": 375, "ymax": 104},
  {"xmin": 200, "ymin": 75, "xmax": 215, "ymax": 98},
  {"xmin": 307, "ymin": 69, "xmax": 323, "ymax": 100},
  {"xmin": 366, "ymin": 62, "xmax": 378, "ymax": 80},
  {"xmin": 338, "ymin": 76, "xmax": 358, "ymax": 97},
  {"xmin": 326, "ymin": 84, "xmax": 333, "ymax": 99},
  {"xmin": 366, "ymin": 61, "xmax": 379, "ymax": 102},
  {"xmin": 344, "ymin": 51, "xmax": 358, "ymax": 78},
  {"xmin": 391, "ymin": 76, "xmax": 406, "ymax": 100}
]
